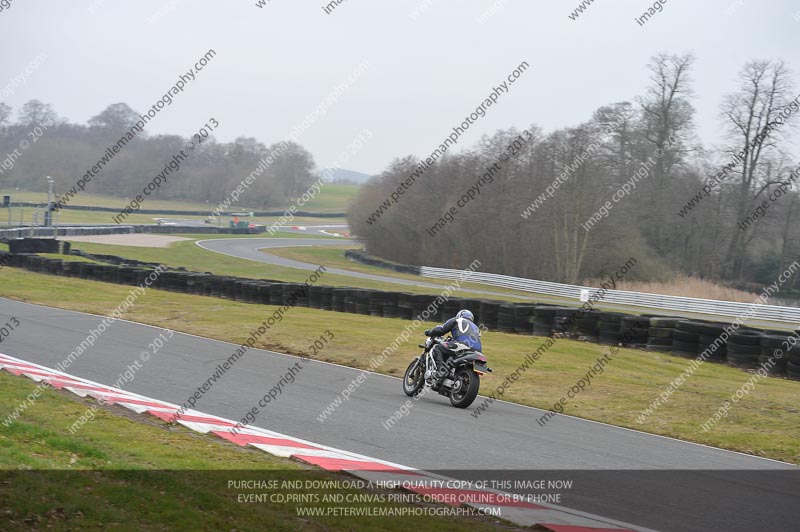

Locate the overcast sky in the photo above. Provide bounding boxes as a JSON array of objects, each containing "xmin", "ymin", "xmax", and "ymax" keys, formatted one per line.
[{"xmin": 2, "ymin": 0, "xmax": 799, "ymax": 175}]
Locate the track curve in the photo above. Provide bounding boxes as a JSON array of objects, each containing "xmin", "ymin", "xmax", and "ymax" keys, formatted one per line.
[
  {"xmin": 1, "ymin": 298, "xmax": 797, "ymax": 532},
  {"xmin": 195, "ymin": 238, "xmax": 540, "ymax": 300}
]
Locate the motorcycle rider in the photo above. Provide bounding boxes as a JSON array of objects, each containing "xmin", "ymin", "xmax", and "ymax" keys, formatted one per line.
[{"xmin": 424, "ymin": 310, "xmax": 482, "ymax": 376}]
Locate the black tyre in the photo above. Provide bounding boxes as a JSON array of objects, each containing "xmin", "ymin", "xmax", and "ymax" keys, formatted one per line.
[
  {"xmin": 787, "ymin": 361, "xmax": 800, "ymax": 381},
  {"xmin": 727, "ymin": 351, "xmax": 760, "ymax": 368},
  {"xmin": 758, "ymin": 354, "xmax": 787, "ymax": 374},
  {"xmin": 597, "ymin": 312, "xmax": 626, "ymax": 323},
  {"xmin": 730, "ymin": 330, "xmax": 764, "ymax": 346},
  {"xmin": 402, "ymin": 359, "xmax": 425, "ymax": 397},
  {"xmin": 647, "ymin": 337, "xmax": 673, "ymax": 346},
  {"xmin": 761, "ymin": 335, "xmax": 792, "ymax": 349},
  {"xmin": 646, "ymin": 344, "xmax": 672, "ymax": 352},
  {"xmin": 533, "ymin": 307, "xmax": 559, "ymax": 319},
  {"xmin": 650, "ymin": 317, "xmax": 682, "ymax": 328},
  {"xmin": 673, "ymin": 330, "xmax": 700, "ymax": 343},
  {"xmin": 727, "ymin": 343, "xmax": 761, "ymax": 356},
  {"xmin": 696, "ymin": 336, "xmax": 727, "ymax": 360},
  {"xmin": 621, "ymin": 317, "xmax": 650, "ymax": 329},
  {"xmin": 694, "ymin": 322, "xmax": 729, "ymax": 336},
  {"xmin": 599, "ymin": 333, "xmax": 621, "ymax": 345},
  {"xmin": 555, "ymin": 307, "xmax": 582, "ymax": 319},
  {"xmin": 761, "ymin": 329, "xmax": 791, "ymax": 336},
  {"xmin": 621, "ymin": 326, "xmax": 650, "ymax": 336},
  {"xmin": 598, "ymin": 321, "xmax": 621, "ymax": 333},
  {"xmin": 450, "ymin": 368, "xmax": 480, "ymax": 408},
  {"xmin": 676, "ymin": 321, "xmax": 712, "ymax": 334},
  {"xmin": 533, "ymin": 325, "xmax": 553, "ymax": 337},
  {"xmin": 672, "ymin": 339, "xmax": 698, "ymax": 357},
  {"xmin": 649, "ymin": 327, "xmax": 674, "ymax": 339}
]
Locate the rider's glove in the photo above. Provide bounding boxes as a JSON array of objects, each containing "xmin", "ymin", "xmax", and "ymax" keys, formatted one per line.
[{"xmin": 424, "ymin": 329, "xmax": 432, "ymax": 337}]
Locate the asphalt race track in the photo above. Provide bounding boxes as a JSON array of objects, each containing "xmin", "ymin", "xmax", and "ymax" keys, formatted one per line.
[
  {"xmin": 195, "ymin": 237, "xmax": 541, "ymax": 300},
  {"xmin": 1, "ymin": 298, "xmax": 797, "ymax": 532}
]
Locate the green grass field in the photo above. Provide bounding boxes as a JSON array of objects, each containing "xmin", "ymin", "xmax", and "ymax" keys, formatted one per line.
[
  {"xmin": 2, "ymin": 267, "xmax": 798, "ymax": 465},
  {"xmin": 295, "ymin": 183, "xmax": 359, "ymax": 213},
  {"xmin": 0, "ymin": 371, "xmax": 518, "ymax": 532},
  {"xmin": 1, "ymin": 189, "xmax": 214, "ymax": 211},
  {"xmin": 0, "ymin": 184, "xmax": 356, "ymax": 223}
]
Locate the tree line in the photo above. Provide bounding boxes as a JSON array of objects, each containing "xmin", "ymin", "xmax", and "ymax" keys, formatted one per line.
[
  {"xmin": 348, "ymin": 53, "xmax": 800, "ymax": 289},
  {"xmin": 0, "ymin": 101, "xmax": 316, "ymax": 209}
]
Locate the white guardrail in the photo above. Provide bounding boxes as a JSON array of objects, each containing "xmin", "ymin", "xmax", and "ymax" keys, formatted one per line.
[{"xmin": 420, "ymin": 267, "xmax": 800, "ymax": 324}]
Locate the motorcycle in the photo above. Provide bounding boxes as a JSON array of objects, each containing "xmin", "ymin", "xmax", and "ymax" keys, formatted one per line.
[{"xmin": 402, "ymin": 335, "xmax": 492, "ymax": 408}]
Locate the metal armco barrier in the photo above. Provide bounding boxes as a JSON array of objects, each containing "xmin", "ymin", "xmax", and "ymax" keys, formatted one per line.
[{"xmin": 420, "ymin": 267, "xmax": 800, "ymax": 324}]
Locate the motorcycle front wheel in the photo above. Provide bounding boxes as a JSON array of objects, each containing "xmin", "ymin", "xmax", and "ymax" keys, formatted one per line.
[
  {"xmin": 449, "ymin": 368, "xmax": 480, "ymax": 408},
  {"xmin": 402, "ymin": 359, "xmax": 425, "ymax": 397}
]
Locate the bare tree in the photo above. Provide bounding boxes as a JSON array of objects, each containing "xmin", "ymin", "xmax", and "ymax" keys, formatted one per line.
[
  {"xmin": 18, "ymin": 100, "xmax": 58, "ymax": 126},
  {"xmin": 721, "ymin": 60, "xmax": 796, "ymax": 278},
  {"xmin": 636, "ymin": 53, "xmax": 696, "ymax": 251}
]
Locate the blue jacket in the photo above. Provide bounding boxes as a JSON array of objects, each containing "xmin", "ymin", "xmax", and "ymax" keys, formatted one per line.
[{"xmin": 429, "ymin": 317, "xmax": 483, "ymax": 351}]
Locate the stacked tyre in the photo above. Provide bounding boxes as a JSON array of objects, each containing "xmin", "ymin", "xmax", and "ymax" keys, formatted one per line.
[
  {"xmin": 413, "ymin": 294, "xmax": 438, "ymax": 320},
  {"xmin": 620, "ymin": 316, "xmax": 650, "ymax": 348},
  {"xmin": 693, "ymin": 322, "xmax": 730, "ymax": 362},
  {"xmin": 532, "ymin": 306, "xmax": 558, "ymax": 337},
  {"xmin": 368, "ymin": 292, "xmax": 386, "ymax": 316},
  {"xmin": 331, "ymin": 288, "xmax": 348, "ymax": 312},
  {"xmin": 394, "ymin": 293, "xmax": 415, "ymax": 320},
  {"xmin": 379, "ymin": 292, "xmax": 399, "ymax": 318},
  {"xmin": 308, "ymin": 285, "xmax": 325, "ymax": 309},
  {"xmin": 479, "ymin": 300, "xmax": 500, "ymax": 331},
  {"xmin": 787, "ymin": 336, "xmax": 800, "ymax": 381},
  {"xmin": 496, "ymin": 304, "xmax": 517, "ymax": 333},
  {"xmin": 759, "ymin": 333, "xmax": 791, "ymax": 376},
  {"xmin": 354, "ymin": 290, "xmax": 371, "ymax": 315},
  {"xmin": 554, "ymin": 307, "xmax": 582, "ymax": 337},
  {"xmin": 513, "ymin": 305, "xmax": 537, "ymax": 334},
  {"xmin": 319, "ymin": 286, "xmax": 334, "ymax": 311},
  {"xmin": 646, "ymin": 317, "xmax": 680, "ymax": 352},
  {"xmin": 344, "ymin": 289, "xmax": 359, "ymax": 314},
  {"xmin": 597, "ymin": 312, "xmax": 625, "ymax": 345},
  {"xmin": 727, "ymin": 329, "xmax": 764, "ymax": 368},
  {"xmin": 672, "ymin": 321, "xmax": 701, "ymax": 357},
  {"xmin": 576, "ymin": 311, "xmax": 600, "ymax": 342}
]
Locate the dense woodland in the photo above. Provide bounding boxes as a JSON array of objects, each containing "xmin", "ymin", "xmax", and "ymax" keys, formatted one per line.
[
  {"xmin": 0, "ymin": 101, "xmax": 316, "ymax": 208},
  {"xmin": 348, "ymin": 54, "xmax": 800, "ymax": 289}
]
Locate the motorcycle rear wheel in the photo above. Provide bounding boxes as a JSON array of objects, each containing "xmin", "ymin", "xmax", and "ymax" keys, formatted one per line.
[
  {"xmin": 402, "ymin": 359, "xmax": 425, "ymax": 397},
  {"xmin": 449, "ymin": 368, "xmax": 480, "ymax": 408}
]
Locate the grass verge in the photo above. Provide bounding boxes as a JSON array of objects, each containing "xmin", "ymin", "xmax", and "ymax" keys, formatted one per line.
[
  {"xmin": 61, "ymin": 239, "xmax": 533, "ymax": 300},
  {"xmin": 1, "ymin": 268, "xmax": 798, "ymax": 465},
  {"xmin": 0, "ymin": 371, "xmax": 517, "ymax": 532}
]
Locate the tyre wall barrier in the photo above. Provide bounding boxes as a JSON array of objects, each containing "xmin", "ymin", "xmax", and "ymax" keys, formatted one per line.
[
  {"xmin": 8, "ymin": 238, "xmax": 60, "ymax": 254},
  {"xmin": 344, "ymin": 250, "xmax": 421, "ymax": 275},
  {"xmin": 2, "ymin": 250, "xmax": 797, "ymax": 381}
]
